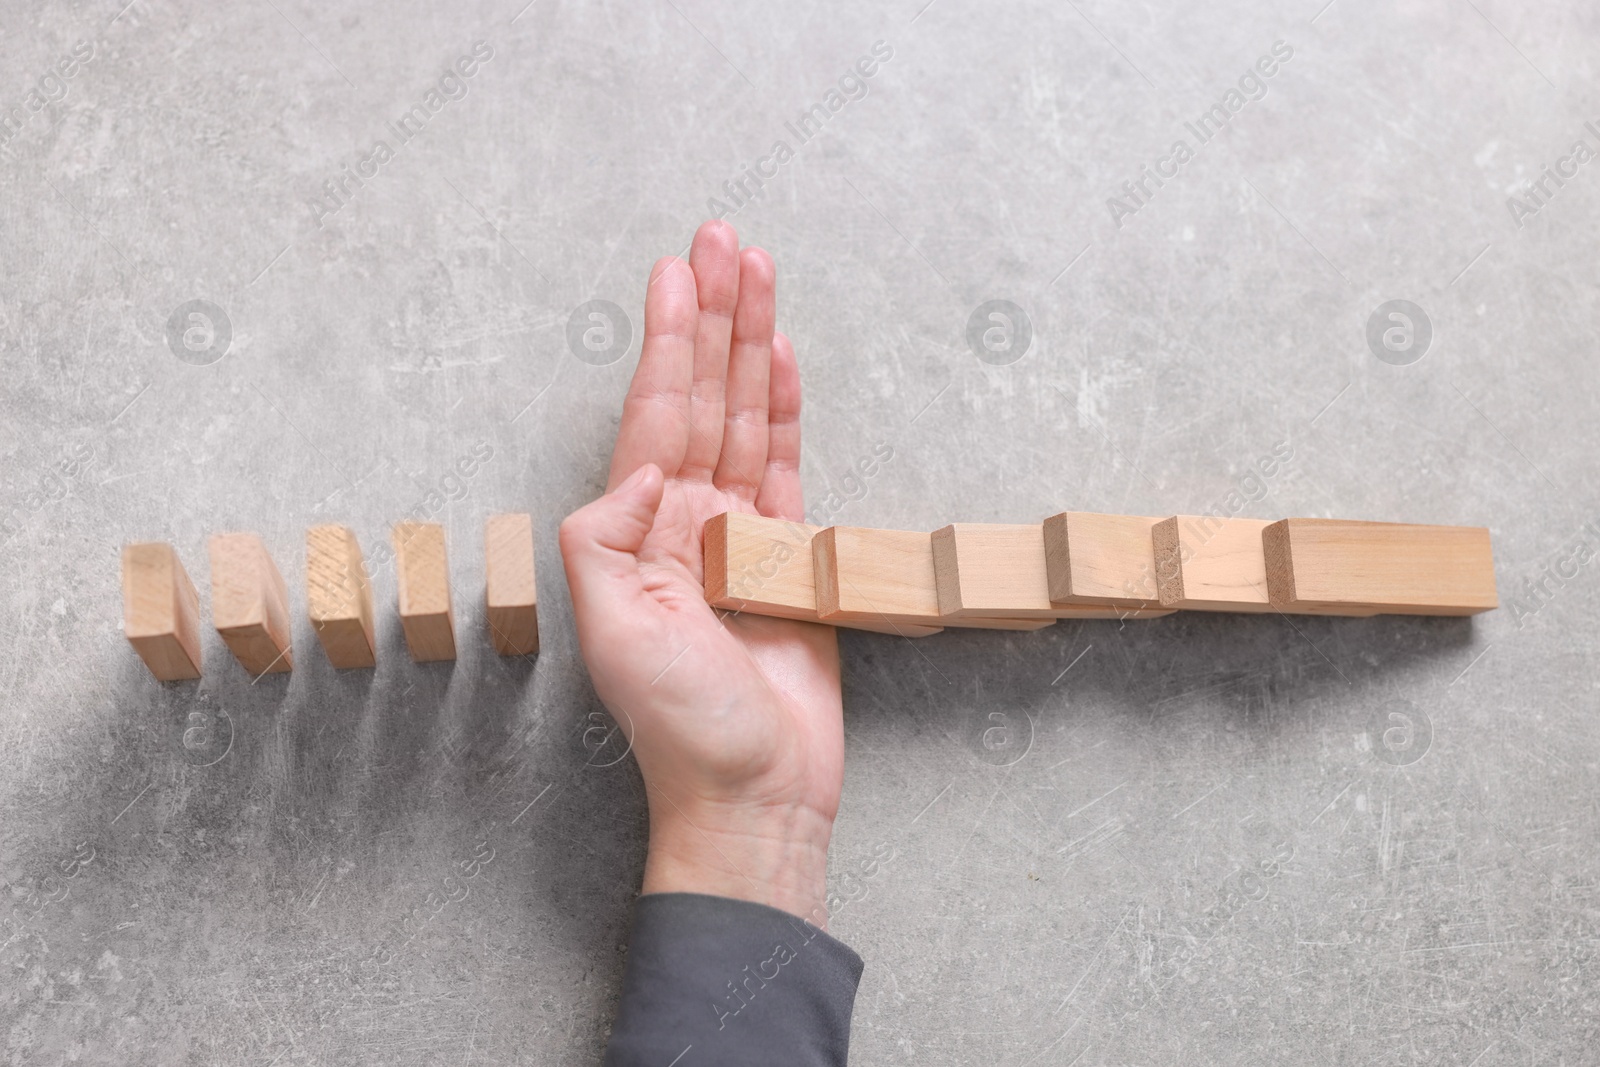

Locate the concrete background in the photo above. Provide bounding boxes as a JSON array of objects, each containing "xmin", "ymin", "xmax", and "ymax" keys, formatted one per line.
[{"xmin": 2, "ymin": 0, "xmax": 1597, "ymax": 1062}]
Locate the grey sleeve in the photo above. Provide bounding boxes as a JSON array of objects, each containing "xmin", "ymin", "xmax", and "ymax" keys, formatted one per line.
[{"xmin": 603, "ymin": 892, "xmax": 865, "ymax": 1067}]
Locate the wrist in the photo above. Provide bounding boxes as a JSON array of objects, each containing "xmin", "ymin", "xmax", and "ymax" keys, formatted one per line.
[{"xmin": 641, "ymin": 795, "xmax": 834, "ymax": 928}]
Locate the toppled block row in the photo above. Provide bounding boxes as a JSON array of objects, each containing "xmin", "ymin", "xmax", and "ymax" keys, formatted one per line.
[
  {"xmin": 703, "ymin": 510, "xmax": 1497, "ymax": 632},
  {"xmin": 121, "ymin": 515, "xmax": 540, "ymax": 681}
]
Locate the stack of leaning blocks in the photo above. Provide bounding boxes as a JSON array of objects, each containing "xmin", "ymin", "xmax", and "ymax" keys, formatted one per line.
[
  {"xmin": 121, "ymin": 515, "xmax": 539, "ymax": 681},
  {"xmin": 704, "ymin": 511, "xmax": 1498, "ymax": 636}
]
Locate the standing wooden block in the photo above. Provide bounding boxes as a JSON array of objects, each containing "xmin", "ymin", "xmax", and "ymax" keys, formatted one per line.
[
  {"xmin": 814, "ymin": 526, "xmax": 1053, "ymax": 632},
  {"xmin": 1151, "ymin": 515, "xmax": 1275, "ymax": 613},
  {"xmin": 121, "ymin": 542, "xmax": 202, "ymax": 681},
  {"xmin": 703, "ymin": 512, "xmax": 942, "ymax": 637},
  {"xmin": 209, "ymin": 532, "xmax": 295, "ymax": 674},
  {"xmin": 393, "ymin": 522, "xmax": 456, "ymax": 662},
  {"xmin": 1042, "ymin": 512, "xmax": 1164, "ymax": 608},
  {"xmin": 932, "ymin": 523, "xmax": 1173, "ymax": 620},
  {"xmin": 306, "ymin": 524, "xmax": 376, "ymax": 668},
  {"xmin": 485, "ymin": 513, "xmax": 539, "ymax": 655},
  {"xmin": 1264, "ymin": 518, "xmax": 1497, "ymax": 616}
]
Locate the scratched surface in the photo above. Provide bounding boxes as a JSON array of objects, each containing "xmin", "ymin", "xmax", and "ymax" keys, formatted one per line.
[{"xmin": 3, "ymin": 0, "xmax": 1598, "ymax": 1063}]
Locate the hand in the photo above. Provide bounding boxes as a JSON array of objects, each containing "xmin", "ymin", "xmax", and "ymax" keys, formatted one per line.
[{"xmin": 559, "ymin": 220, "xmax": 844, "ymax": 926}]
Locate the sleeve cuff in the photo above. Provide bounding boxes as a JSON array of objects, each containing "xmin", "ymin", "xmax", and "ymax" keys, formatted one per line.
[{"xmin": 604, "ymin": 892, "xmax": 865, "ymax": 1067}]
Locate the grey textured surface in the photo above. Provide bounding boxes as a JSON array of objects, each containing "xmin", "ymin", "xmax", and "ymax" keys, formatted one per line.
[{"xmin": 3, "ymin": 0, "xmax": 1597, "ymax": 1062}]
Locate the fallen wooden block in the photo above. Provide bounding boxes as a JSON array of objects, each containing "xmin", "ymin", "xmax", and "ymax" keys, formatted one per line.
[
  {"xmin": 813, "ymin": 526, "xmax": 1054, "ymax": 632},
  {"xmin": 121, "ymin": 542, "xmax": 202, "ymax": 681},
  {"xmin": 1149, "ymin": 515, "xmax": 1277, "ymax": 613},
  {"xmin": 394, "ymin": 522, "xmax": 457, "ymax": 662},
  {"xmin": 1264, "ymin": 518, "xmax": 1497, "ymax": 616},
  {"xmin": 1042, "ymin": 512, "xmax": 1165, "ymax": 608},
  {"xmin": 306, "ymin": 524, "xmax": 376, "ymax": 668},
  {"xmin": 209, "ymin": 532, "xmax": 295, "ymax": 674},
  {"xmin": 485, "ymin": 513, "xmax": 539, "ymax": 655},
  {"xmin": 704, "ymin": 512, "xmax": 942, "ymax": 637},
  {"xmin": 932, "ymin": 523, "xmax": 1174, "ymax": 620}
]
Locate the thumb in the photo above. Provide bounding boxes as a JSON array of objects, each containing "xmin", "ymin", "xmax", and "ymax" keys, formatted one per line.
[{"xmin": 559, "ymin": 463, "xmax": 665, "ymax": 614}]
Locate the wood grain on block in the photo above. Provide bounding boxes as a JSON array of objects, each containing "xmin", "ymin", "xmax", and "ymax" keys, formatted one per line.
[
  {"xmin": 208, "ymin": 532, "xmax": 294, "ymax": 674},
  {"xmin": 813, "ymin": 526, "xmax": 1053, "ymax": 632},
  {"xmin": 703, "ymin": 512, "xmax": 942, "ymax": 637},
  {"xmin": 1151, "ymin": 515, "xmax": 1275, "ymax": 612},
  {"xmin": 1264, "ymin": 518, "xmax": 1497, "ymax": 616},
  {"xmin": 121, "ymin": 542, "xmax": 202, "ymax": 681},
  {"xmin": 932, "ymin": 523, "xmax": 1173, "ymax": 620},
  {"xmin": 1042, "ymin": 512, "xmax": 1164, "ymax": 608},
  {"xmin": 306, "ymin": 524, "xmax": 376, "ymax": 669},
  {"xmin": 393, "ymin": 522, "xmax": 456, "ymax": 662},
  {"xmin": 485, "ymin": 512, "xmax": 539, "ymax": 655}
]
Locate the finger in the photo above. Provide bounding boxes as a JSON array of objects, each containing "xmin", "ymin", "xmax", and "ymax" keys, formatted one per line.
[
  {"xmin": 559, "ymin": 463, "xmax": 666, "ymax": 628},
  {"xmin": 608, "ymin": 258, "xmax": 697, "ymax": 489},
  {"xmin": 712, "ymin": 246, "xmax": 775, "ymax": 501},
  {"xmin": 754, "ymin": 331, "xmax": 805, "ymax": 523},
  {"xmin": 677, "ymin": 220, "xmax": 741, "ymax": 481}
]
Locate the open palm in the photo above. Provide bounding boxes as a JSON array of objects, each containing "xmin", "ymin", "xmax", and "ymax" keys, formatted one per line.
[{"xmin": 560, "ymin": 221, "xmax": 843, "ymax": 922}]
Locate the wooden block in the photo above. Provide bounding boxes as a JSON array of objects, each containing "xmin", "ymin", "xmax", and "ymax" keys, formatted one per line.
[
  {"xmin": 1264, "ymin": 518, "xmax": 1497, "ymax": 616},
  {"xmin": 121, "ymin": 542, "xmax": 202, "ymax": 681},
  {"xmin": 703, "ymin": 512, "xmax": 943, "ymax": 637},
  {"xmin": 814, "ymin": 526, "xmax": 1054, "ymax": 632},
  {"xmin": 485, "ymin": 513, "xmax": 539, "ymax": 655},
  {"xmin": 209, "ymin": 532, "xmax": 294, "ymax": 674},
  {"xmin": 950, "ymin": 616, "xmax": 1057, "ymax": 632},
  {"xmin": 703, "ymin": 511, "xmax": 829, "ymax": 622},
  {"xmin": 1043, "ymin": 512, "xmax": 1165, "ymax": 608},
  {"xmin": 932, "ymin": 523, "xmax": 1174, "ymax": 620},
  {"xmin": 306, "ymin": 524, "xmax": 376, "ymax": 669},
  {"xmin": 393, "ymin": 522, "xmax": 456, "ymax": 662},
  {"xmin": 1151, "ymin": 516, "xmax": 1275, "ymax": 612}
]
